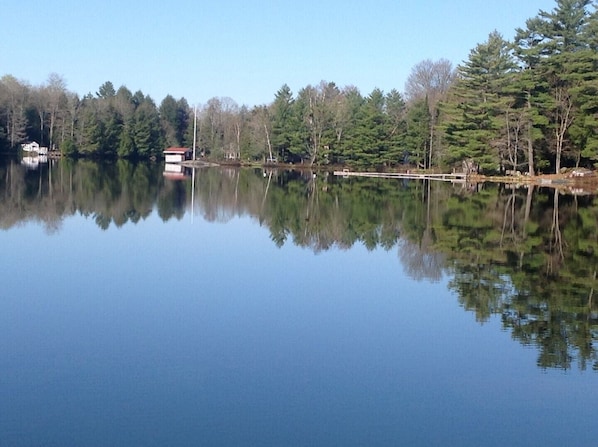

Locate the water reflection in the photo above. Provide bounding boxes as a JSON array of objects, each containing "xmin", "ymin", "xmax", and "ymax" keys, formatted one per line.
[{"xmin": 1, "ymin": 158, "xmax": 597, "ymax": 371}]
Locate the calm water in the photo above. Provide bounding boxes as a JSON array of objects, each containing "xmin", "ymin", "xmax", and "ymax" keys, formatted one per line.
[{"xmin": 1, "ymin": 159, "xmax": 597, "ymax": 446}]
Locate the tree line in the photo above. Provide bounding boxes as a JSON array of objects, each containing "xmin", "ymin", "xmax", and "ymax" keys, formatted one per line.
[
  {"xmin": 1, "ymin": 0, "xmax": 597, "ymax": 174},
  {"xmin": 0, "ymin": 76, "xmax": 189, "ymax": 159}
]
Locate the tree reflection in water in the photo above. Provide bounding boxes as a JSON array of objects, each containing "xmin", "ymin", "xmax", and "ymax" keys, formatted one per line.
[{"xmin": 1, "ymin": 158, "xmax": 597, "ymax": 370}]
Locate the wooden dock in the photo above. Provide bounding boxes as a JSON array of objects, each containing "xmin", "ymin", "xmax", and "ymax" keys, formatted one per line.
[{"xmin": 333, "ymin": 170, "xmax": 468, "ymax": 183}]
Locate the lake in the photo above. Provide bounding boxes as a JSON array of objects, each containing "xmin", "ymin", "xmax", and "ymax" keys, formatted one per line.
[{"xmin": 1, "ymin": 158, "xmax": 597, "ymax": 446}]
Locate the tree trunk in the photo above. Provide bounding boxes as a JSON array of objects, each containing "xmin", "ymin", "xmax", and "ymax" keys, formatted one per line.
[
  {"xmin": 526, "ymin": 92, "xmax": 535, "ymax": 176},
  {"xmin": 264, "ymin": 124, "xmax": 273, "ymax": 161},
  {"xmin": 38, "ymin": 109, "xmax": 45, "ymax": 146},
  {"xmin": 553, "ymin": 87, "xmax": 573, "ymax": 174},
  {"xmin": 428, "ymin": 126, "xmax": 433, "ymax": 169},
  {"xmin": 235, "ymin": 122, "xmax": 241, "ymax": 159}
]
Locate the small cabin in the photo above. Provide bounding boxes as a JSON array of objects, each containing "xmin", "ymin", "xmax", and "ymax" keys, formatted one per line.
[{"xmin": 163, "ymin": 147, "xmax": 192, "ymax": 163}]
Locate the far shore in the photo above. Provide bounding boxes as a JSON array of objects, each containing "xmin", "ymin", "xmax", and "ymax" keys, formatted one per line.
[{"xmin": 184, "ymin": 158, "xmax": 598, "ymax": 188}]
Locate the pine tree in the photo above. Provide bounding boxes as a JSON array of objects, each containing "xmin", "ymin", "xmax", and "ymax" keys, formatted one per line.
[
  {"xmin": 270, "ymin": 84, "xmax": 302, "ymax": 162},
  {"xmin": 330, "ymin": 86, "xmax": 363, "ymax": 165},
  {"xmin": 441, "ymin": 31, "xmax": 518, "ymax": 173},
  {"xmin": 385, "ymin": 89, "xmax": 407, "ymax": 165},
  {"xmin": 514, "ymin": 0, "xmax": 596, "ymax": 172},
  {"xmin": 134, "ymin": 99, "xmax": 162, "ymax": 158},
  {"xmin": 403, "ymin": 98, "xmax": 430, "ymax": 168},
  {"xmin": 117, "ymin": 117, "xmax": 135, "ymax": 158}
]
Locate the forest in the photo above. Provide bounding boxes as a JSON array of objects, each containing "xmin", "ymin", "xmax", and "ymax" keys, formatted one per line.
[{"xmin": 1, "ymin": 0, "xmax": 597, "ymax": 175}]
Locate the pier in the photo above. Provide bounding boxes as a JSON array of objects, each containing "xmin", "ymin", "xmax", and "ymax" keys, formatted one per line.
[{"xmin": 333, "ymin": 170, "xmax": 468, "ymax": 183}]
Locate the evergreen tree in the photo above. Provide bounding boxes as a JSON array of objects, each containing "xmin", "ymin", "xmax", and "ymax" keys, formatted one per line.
[
  {"xmin": 330, "ymin": 86, "xmax": 363, "ymax": 165},
  {"xmin": 159, "ymin": 95, "xmax": 189, "ymax": 148},
  {"xmin": 385, "ymin": 89, "xmax": 407, "ymax": 165},
  {"xmin": 514, "ymin": 0, "xmax": 596, "ymax": 172},
  {"xmin": 100, "ymin": 106, "xmax": 121, "ymax": 157},
  {"xmin": 403, "ymin": 98, "xmax": 431, "ymax": 168},
  {"xmin": 350, "ymin": 88, "xmax": 390, "ymax": 167},
  {"xmin": 134, "ymin": 98, "xmax": 162, "ymax": 158},
  {"xmin": 117, "ymin": 118, "xmax": 136, "ymax": 158},
  {"xmin": 78, "ymin": 105, "xmax": 104, "ymax": 156},
  {"xmin": 270, "ymin": 84, "xmax": 302, "ymax": 162},
  {"xmin": 567, "ymin": 50, "xmax": 598, "ymax": 166},
  {"xmin": 159, "ymin": 94, "xmax": 179, "ymax": 147},
  {"xmin": 175, "ymin": 98, "xmax": 190, "ymax": 147},
  {"xmin": 441, "ymin": 31, "xmax": 518, "ymax": 173},
  {"xmin": 97, "ymin": 81, "xmax": 116, "ymax": 99}
]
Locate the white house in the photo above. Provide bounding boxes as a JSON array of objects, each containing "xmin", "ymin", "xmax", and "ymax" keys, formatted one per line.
[
  {"xmin": 22, "ymin": 142, "xmax": 39, "ymax": 152},
  {"xmin": 21, "ymin": 141, "xmax": 48, "ymax": 154}
]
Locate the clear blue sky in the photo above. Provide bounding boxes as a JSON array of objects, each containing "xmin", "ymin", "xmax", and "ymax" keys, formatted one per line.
[{"xmin": 3, "ymin": 0, "xmax": 554, "ymax": 107}]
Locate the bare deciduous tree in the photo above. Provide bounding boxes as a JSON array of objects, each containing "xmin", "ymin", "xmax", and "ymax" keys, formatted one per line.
[
  {"xmin": 0, "ymin": 75, "xmax": 29, "ymax": 147},
  {"xmin": 405, "ymin": 59, "xmax": 455, "ymax": 168},
  {"xmin": 248, "ymin": 105, "xmax": 273, "ymax": 161},
  {"xmin": 219, "ymin": 97, "xmax": 240, "ymax": 160},
  {"xmin": 45, "ymin": 73, "xmax": 67, "ymax": 149},
  {"xmin": 405, "ymin": 58, "xmax": 455, "ymax": 104},
  {"xmin": 298, "ymin": 81, "xmax": 340, "ymax": 165}
]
